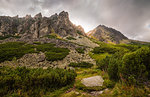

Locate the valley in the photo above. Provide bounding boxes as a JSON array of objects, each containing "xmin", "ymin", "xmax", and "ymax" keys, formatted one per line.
[{"xmin": 0, "ymin": 11, "xmax": 150, "ymax": 97}]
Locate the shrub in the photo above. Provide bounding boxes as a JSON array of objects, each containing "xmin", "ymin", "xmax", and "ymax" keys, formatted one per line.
[
  {"xmin": 66, "ymin": 37, "xmax": 76, "ymax": 40},
  {"xmin": 116, "ymin": 44, "xmax": 140, "ymax": 52},
  {"xmin": 36, "ymin": 43, "xmax": 70, "ymax": 61},
  {"xmin": 33, "ymin": 41, "xmax": 41, "ymax": 45},
  {"xmin": 0, "ymin": 42, "xmax": 70, "ymax": 63},
  {"xmin": 97, "ymin": 56, "xmax": 110, "ymax": 71},
  {"xmin": 92, "ymin": 44, "xmax": 130, "ymax": 55},
  {"xmin": 35, "ymin": 43, "xmax": 55, "ymax": 52},
  {"xmin": 103, "ymin": 79, "xmax": 115, "ymax": 88},
  {"xmin": 68, "ymin": 62, "xmax": 93, "ymax": 68},
  {"xmin": 120, "ymin": 47, "xmax": 150, "ymax": 84},
  {"xmin": 76, "ymin": 48, "xmax": 85, "ymax": 54},
  {"xmin": 93, "ymin": 46, "xmax": 119, "ymax": 54},
  {"xmin": 0, "ymin": 35, "xmax": 21, "ymax": 40},
  {"xmin": 0, "ymin": 42, "xmax": 36, "ymax": 62},
  {"xmin": 46, "ymin": 34, "xmax": 57, "ymax": 39},
  {"xmin": 107, "ymin": 56, "xmax": 121, "ymax": 81},
  {"xmin": 97, "ymin": 52, "xmax": 123, "ymax": 81},
  {"xmin": 46, "ymin": 52, "xmax": 67, "ymax": 61},
  {"xmin": 45, "ymin": 33, "xmax": 61, "ymax": 39},
  {"xmin": 0, "ymin": 66, "xmax": 76, "ymax": 96}
]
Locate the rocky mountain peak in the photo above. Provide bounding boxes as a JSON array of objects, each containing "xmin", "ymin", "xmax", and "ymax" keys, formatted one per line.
[
  {"xmin": 88, "ymin": 25, "xmax": 128, "ymax": 44},
  {"xmin": 25, "ymin": 15, "xmax": 32, "ymax": 19},
  {"xmin": 59, "ymin": 11, "xmax": 69, "ymax": 18},
  {"xmin": 0, "ymin": 11, "xmax": 86, "ymax": 39},
  {"xmin": 34, "ymin": 13, "xmax": 42, "ymax": 19}
]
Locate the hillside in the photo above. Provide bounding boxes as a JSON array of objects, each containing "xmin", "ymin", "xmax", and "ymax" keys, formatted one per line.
[{"xmin": 0, "ymin": 11, "xmax": 150, "ymax": 97}]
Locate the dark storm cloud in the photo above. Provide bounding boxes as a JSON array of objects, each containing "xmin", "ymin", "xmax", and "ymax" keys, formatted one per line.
[{"xmin": 0, "ymin": 0, "xmax": 150, "ymax": 42}]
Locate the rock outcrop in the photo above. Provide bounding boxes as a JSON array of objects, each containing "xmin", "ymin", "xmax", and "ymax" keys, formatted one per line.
[
  {"xmin": 0, "ymin": 11, "xmax": 85, "ymax": 38},
  {"xmin": 87, "ymin": 25, "xmax": 128, "ymax": 44}
]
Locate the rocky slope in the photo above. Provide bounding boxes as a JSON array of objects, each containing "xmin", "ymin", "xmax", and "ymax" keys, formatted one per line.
[
  {"xmin": 0, "ymin": 11, "xmax": 85, "ymax": 38},
  {"xmin": 87, "ymin": 25, "xmax": 129, "ymax": 44}
]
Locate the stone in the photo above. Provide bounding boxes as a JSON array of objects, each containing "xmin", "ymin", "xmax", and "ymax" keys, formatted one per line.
[
  {"xmin": 90, "ymin": 91, "xmax": 103, "ymax": 95},
  {"xmin": 81, "ymin": 76, "xmax": 104, "ymax": 87}
]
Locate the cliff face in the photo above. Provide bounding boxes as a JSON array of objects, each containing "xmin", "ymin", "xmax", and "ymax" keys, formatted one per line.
[
  {"xmin": 0, "ymin": 11, "xmax": 85, "ymax": 38},
  {"xmin": 87, "ymin": 25, "xmax": 128, "ymax": 44}
]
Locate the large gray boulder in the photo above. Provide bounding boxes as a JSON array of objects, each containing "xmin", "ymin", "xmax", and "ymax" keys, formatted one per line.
[{"xmin": 81, "ymin": 76, "xmax": 104, "ymax": 87}]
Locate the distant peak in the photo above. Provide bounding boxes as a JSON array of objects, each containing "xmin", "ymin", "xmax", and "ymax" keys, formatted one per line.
[
  {"xmin": 59, "ymin": 11, "xmax": 69, "ymax": 18},
  {"xmin": 97, "ymin": 25, "xmax": 107, "ymax": 28},
  {"xmin": 25, "ymin": 15, "xmax": 32, "ymax": 19},
  {"xmin": 34, "ymin": 12, "xmax": 42, "ymax": 19}
]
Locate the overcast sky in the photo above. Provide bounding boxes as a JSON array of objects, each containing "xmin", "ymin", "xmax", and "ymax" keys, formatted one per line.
[{"xmin": 0, "ymin": 0, "xmax": 150, "ymax": 42}]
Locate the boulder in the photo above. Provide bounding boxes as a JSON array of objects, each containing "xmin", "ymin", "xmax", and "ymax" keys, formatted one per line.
[{"xmin": 81, "ymin": 76, "xmax": 104, "ymax": 87}]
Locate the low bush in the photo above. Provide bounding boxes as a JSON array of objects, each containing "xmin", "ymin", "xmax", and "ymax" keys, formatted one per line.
[
  {"xmin": 36, "ymin": 43, "xmax": 70, "ymax": 61},
  {"xmin": 92, "ymin": 46, "xmax": 119, "ymax": 54},
  {"xmin": 96, "ymin": 56, "xmax": 110, "ymax": 71},
  {"xmin": 76, "ymin": 48, "xmax": 85, "ymax": 54},
  {"xmin": 107, "ymin": 55, "xmax": 121, "ymax": 81},
  {"xmin": 0, "ymin": 42, "xmax": 36, "ymax": 62},
  {"xmin": 0, "ymin": 42, "xmax": 70, "ymax": 63},
  {"xmin": 116, "ymin": 44, "xmax": 140, "ymax": 52},
  {"xmin": 103, "ymin": 79, "xmax": 115, "ymax": 88},
  {"xmin": 33, "ymin": 41, "xmax": 41, "ymax": 45},
  {"xmin": 66, "ymin": 37, "xmax": 76, "ymax": 40},
  {"xmin": 120, "ymin": 47, "xmax": 150, "ymax": 84},
  {"xmin": 0, "ymin": 35, "xmax": 21, "ymax": 40},
  {"xmin": 45, "ymin": 52, "xmax": 68, "ymax": 61},
  {"xmin": 0, "ymin": 66, "xmax": 76, "ymax": 96},
  {"xmin": 68, "ymin": 62, "xmax": 93, "ymax": 68},
  {"xmin": 45, "ymin": 33, "xmax": 57, "ymax": 39}
]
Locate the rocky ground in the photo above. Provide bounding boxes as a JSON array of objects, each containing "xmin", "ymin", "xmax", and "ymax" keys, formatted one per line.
[{"xmin": 0, "ymin": 36, "xmax": 97, "ymax": 69}]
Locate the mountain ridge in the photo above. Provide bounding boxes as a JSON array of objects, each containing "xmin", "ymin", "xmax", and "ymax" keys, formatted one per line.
[
  {"xmin": 0, "ymin": 11, "xmax": 132, "ymax": 44},
  {"xmin": 0, "ymin": 11, "xmax": 86, "ymax": 39}
]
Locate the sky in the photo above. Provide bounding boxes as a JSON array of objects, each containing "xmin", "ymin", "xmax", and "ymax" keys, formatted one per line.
[{"xmin": 0, "ymin": 0, "xmax": 150, "ymax": 42}]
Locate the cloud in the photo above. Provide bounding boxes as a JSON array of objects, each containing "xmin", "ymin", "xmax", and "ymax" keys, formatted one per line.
[{"xmin": 0, "ymin": 0, "xmax": 150, "ymax": 42}]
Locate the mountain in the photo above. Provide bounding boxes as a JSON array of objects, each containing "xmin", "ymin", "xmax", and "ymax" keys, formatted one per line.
[
  {"xmin": 87, "ymin": 25, "xmax": 128, "ymax": 44},
  {"xmin": 1, "ymin": 11, "xmax": 150, "ymax": 97},
  {"xmin": 0, "ymin": 11, "xmax": 85, "ymax": 39}
]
